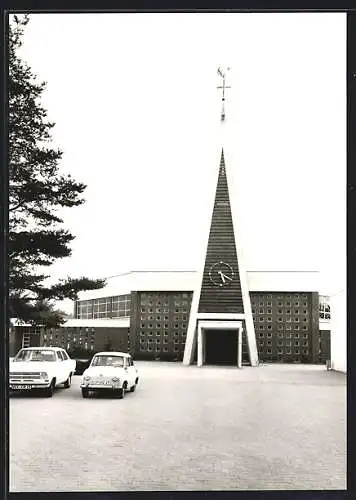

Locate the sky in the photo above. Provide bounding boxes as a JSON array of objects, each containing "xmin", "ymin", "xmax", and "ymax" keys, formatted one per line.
[{"xmin": 17, "ymin": 12, "xmax": 346, "ymax": 311}]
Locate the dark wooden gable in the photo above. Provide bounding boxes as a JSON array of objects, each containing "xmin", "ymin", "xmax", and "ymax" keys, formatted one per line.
[{"xmin": 198, "ymin": 149, "xmax": 244, "ymax": 314}]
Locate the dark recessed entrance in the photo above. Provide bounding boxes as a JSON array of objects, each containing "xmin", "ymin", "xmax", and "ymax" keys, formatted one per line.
[{"xmin": 205, "ymin": 328, "xmax": 238, "ymax": 365}]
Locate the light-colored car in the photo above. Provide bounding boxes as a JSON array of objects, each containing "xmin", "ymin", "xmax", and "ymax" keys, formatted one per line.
[
  {"xmin": 80, "ymin": 351, "xmax": 139, "ymax": 399},
  {"xmin": 9, "ymin": 347, "xmax": 76, "ymax": 397}
]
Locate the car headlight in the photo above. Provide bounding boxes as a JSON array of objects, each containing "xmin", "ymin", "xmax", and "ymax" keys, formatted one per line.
[
  {"xmin": 112, "ymin": 377, "xmax": 120, "ymax": 383},
  {"xmin": 40, "ymin": 372, "xmax": 48, "ymax": 379},
  {"xmin": 83, "ymin": 376, "xmax": 91, "ymax": 381}
]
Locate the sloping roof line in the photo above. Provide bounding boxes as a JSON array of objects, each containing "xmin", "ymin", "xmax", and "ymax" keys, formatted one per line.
[{"xmin": 104, "ymin": 270, "xmax": 319, "ymax": 279}]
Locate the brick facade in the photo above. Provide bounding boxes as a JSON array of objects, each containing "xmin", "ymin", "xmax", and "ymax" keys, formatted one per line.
[{"xmin": 11, "ymin": 290, "xmax": 328, "ymax": 364}]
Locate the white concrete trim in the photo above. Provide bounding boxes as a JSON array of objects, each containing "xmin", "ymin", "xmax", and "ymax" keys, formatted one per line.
[
  {"xmin": 197, "ymin": 313, "xmax": 246, "ymax": 320},
  {"xmin": 9, "ymin": 317, "xmax": 131, "ymax": 329},
  {"xmin": 319, "ymin": 321, "xmax": 331, "ymax": 331},
  {"xmin": 182, "ymin": 282, "xmax": 201, "ymax": 364},
  {"xmin": 198, "ymin": 320, "xmax": 243, "ymax": 330},
  {"xmin": 197, "ymin": 324, "xmax": 203, "ymax": 367},
  {"xmin": 183, "ymin": 159, "xmax": 218, "ymax": 365},
  {"xmin": 238, "ymin": 326, "xmax": 242, "ymax": 368},
  {"xmin": 224, "ymin": 146, "xmax": 259, "ymax": 367},
  {"xmin": 64, "ymin": 318, "xmax": 130, "ymax": 328}
]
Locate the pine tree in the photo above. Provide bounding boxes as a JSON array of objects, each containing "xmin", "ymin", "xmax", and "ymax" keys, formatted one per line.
[{"xmin": 9, "ymin": 15, "xmax": 106, "ymax": 327}]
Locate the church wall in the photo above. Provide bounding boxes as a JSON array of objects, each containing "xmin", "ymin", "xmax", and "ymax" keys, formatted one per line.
[
  {"xmin": 132, "ymin": 291, "xmax": 192, "ymax": 361},
  {"xmin": 10, "ymin": 289, "xmax": 322, "ymax": 365}
]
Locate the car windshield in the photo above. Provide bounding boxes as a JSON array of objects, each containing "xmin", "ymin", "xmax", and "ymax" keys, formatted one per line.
[
  {"xmin": 13, "ymin": 349, "xmax": 56, "ymax": 362},
  {"xmin": 91, "ymin": 355, "xmax": 125, "ymax": 368}
]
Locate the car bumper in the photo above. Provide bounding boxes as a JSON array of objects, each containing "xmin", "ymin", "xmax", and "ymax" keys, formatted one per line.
[
  {"xmin": 80, "ymin": 384, "xmax": 121, "ymax": 390},
  {"xmin": 9, "ymin": 382, "xmax": 50, "ymax": 390}
]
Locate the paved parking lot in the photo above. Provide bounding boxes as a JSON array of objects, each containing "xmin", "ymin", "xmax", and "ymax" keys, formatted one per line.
[{"xmin": 9, "ymin": 362, "xmax": 346, "ymax": 492}]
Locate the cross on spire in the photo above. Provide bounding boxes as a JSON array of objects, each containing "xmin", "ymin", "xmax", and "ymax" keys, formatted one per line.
[{"xmin": 217, "ymin": 67, "xmax": 231, "ymax": 122}]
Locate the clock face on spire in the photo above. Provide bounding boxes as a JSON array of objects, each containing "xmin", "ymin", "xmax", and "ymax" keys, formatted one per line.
[{"xmin": 209, "ymin": 261, "xmax": 234, "ymax": 287}]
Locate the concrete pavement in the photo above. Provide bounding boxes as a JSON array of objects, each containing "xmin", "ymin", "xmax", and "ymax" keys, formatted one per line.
[{"xmin": 9, "ymin": 362, "xmax": 346, "ymax": 491}]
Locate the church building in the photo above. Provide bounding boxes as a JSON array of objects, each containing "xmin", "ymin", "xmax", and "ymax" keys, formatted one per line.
[{"xmin": 9, "ymin": 68, "xmax": 331, "ymax": 366}]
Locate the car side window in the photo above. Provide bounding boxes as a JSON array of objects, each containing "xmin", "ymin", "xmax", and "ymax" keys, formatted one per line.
[
  {"xmin": 61, "ymin": 350, "xmax": 68, "ymax": 360},
  {"xmin": 56, "ymin": 351, "xmax": 63, "ymax": 361}
]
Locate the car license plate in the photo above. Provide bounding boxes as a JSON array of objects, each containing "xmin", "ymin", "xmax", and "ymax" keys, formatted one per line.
[{"xmin": 10, "ymin": 385, "xmax": 32, "ymax": 390}]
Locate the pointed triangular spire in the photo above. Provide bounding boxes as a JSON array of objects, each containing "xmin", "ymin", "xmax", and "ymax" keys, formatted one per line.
[
  {"xmin": 183, "ymin": 69, "xmax": 258, "ymax": 367},
  {"xmin": 197, "ymin": 149, "xmax": 243, "ymax": 314},
  {"xmin": 220, "ymin": 148, "xmax": 225, "ymax": 165}
]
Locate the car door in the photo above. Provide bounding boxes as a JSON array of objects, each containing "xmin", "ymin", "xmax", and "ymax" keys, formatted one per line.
[
  {"xmin": 55, "ymin": 351, "xmax": 66, "ymax": 383},
  {"xmin": 131, "ymin": 358, "xmax": 138, "ymax": 383},
  {"xmin": 123, "ymin": 357, "xmax": 132, "ymax": 386},
  {"xmin": 127, "ymin": 356, "xmax": 136, "ymax": 386},
  {"xmin": 61, "ymin": 350, "xmax": 73, "ymax": 377}
]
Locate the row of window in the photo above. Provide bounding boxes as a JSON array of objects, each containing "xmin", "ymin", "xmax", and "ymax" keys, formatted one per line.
[
  {"xmin": 259, "ymin": 349, "xmax": 309, "ymax": 355},
  {"xmin": 253, "ymin": 309, "xmax": 308, "ymax": 315},
  {"xmin": 44, "ymin": 334, "xmax": 95, "ymax": 342},
  {"xmin": 251, "ymin": 299, "xmax": 308, "ymax": 307},
  {"xmin": 76, "ymin": 295, "xmax": 131, "ymax": 319},
  {"xmin": 258, "ymin": 340, "xmax": 308, "ymax": 346},
  {"xmin": 280, "ymin": 333, "xmax": 308, "ymax": 339},
  {"xmin": 258, "ymin": 332, "xmax": 308, "ymax": 338},
  {"xmin": 140, "ymin": 323, "xmax": 187, "ymax": 329},
  {"xmin": 78, "ymin": 296, "xmax": 130, "ymax": 307},
  {"xmin": 141, "ymin": 293, "xmax": 190, "ymax": 305},
  {"xmin": 142, "ymin": 299, "xmax": 169, "ymax": 306},
  {"xmin": 254, "ymin": 317, "xmax": 308, "ymax": 323},
  {"xmin": 140, "ymin": 346, "xmax": 181, "ymax": 352},
  {"xmin": 43, "ymin": 342, "xmax": 95, "ymax": 351},
  {"xmin": 141, "ymin": 311, "xmax": 189, "ymax": 317},
  {"xmin": 140, "ymin": 331, "xmax": 186, "ymax": 337},
  {"xmin": 44, "ymin": 331, "xmax": 95, "ymax": 337},
  {"xmin": 140, "ymin": 339, "xmax": 184, "ymax": 344},
  {"xmin": 256, "ymin": 325, "xmax": 308, "ymax": 331},
  {"xmin": 253, "ymin": 294, "xmax": 308, "ymax": 299},
  {"xmin": 46, "ymin": 328, "xmax": 96, "ymax": 334}
]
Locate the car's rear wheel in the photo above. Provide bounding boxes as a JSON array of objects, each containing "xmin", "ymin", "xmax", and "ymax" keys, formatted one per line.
[
  {"xmin": 63, "ymin": 374, "xmax": 72, "ymax": 388},
  {"xmin": 81, "ymin": 388, "xmax": 89, "ymax": 398}
]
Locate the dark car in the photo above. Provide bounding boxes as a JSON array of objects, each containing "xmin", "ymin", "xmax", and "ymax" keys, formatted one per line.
[{"xmin": 74, "ymin": 358, "xmax": 92, "ymax": 375}]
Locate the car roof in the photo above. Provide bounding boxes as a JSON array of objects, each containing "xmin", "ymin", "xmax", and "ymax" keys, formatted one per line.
[{"xmin": 94, "ymin": 351, "xmax": 130, "ymax": 357}]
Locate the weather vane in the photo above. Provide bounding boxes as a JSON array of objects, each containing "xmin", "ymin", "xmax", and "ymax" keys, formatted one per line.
[{"xmin": 217, "ymin": 67, "xmax": 231, "ymax": 122}]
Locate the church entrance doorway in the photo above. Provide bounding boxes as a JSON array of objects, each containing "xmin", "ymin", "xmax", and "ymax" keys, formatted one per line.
[
  {"xmin": 197, "ymin": 320, "xmax": 243, "ymax": 368},
  {"xmin": 205, "ymin": 329, "xmax": 237, "ymax": 365}
]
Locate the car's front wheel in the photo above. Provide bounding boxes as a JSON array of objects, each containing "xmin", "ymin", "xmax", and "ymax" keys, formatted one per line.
[
  {"xmin": 45, "ymin": 379, "xmax": 55, "ymax": 398},
  {"xmin": 117, "ymin": 383, "xmax": 126, "ymax": 399}
]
